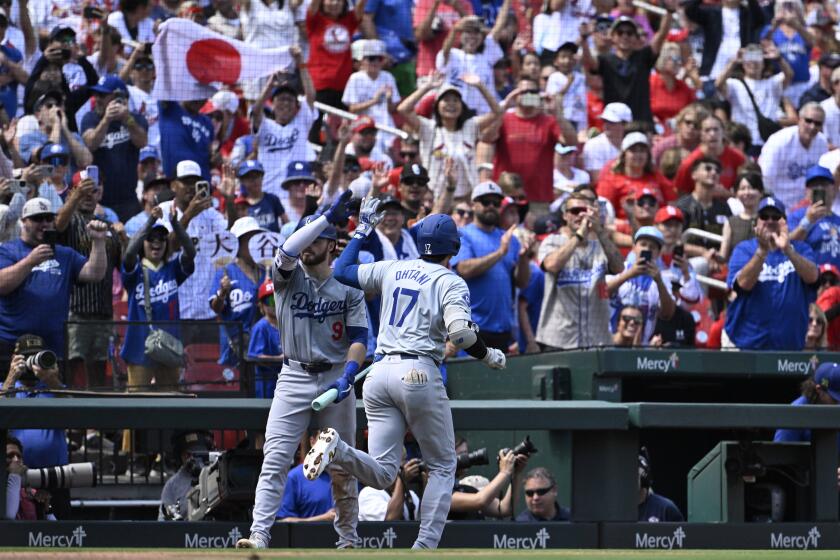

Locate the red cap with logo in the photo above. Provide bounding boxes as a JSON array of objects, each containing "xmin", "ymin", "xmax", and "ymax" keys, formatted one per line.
[
  {"xmin": 654, "ymin": 205, "xmax": 685, "ymax": 224},
  {"xmin": 820, "ymin": 263, "xmax": 840, "ymax": 277},
  {"xmin": 352, "ymin": 116, "xmax": 376, "ymax": 134},
  {"xmin": 258, "ymin": 279, "xmax": 274, "ymax": 301},
  {"xmin": 635, "ymin": 187, "xmax": 658, "ymax": 201}
]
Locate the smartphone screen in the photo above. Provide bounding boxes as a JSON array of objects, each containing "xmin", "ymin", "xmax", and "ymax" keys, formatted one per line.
[
  {"xmin": 86, "ymin": 165, "xmax": 99, "ymax": 185},
  {"xmin": 640, "ymin": 249, "xmax": 653, "ymax": 263},
  {"xmin": 673, "ymin": 244, "xmax": 684, "ymax": 258}
]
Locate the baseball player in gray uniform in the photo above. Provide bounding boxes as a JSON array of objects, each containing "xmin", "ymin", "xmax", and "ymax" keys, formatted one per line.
[
  {"xmin": 302, "ymin": 201, "xmax": 507, "ymax": 549},
  {"xmin": 236, "ymin": 191, "xmax": 368, "ymax": 550}
]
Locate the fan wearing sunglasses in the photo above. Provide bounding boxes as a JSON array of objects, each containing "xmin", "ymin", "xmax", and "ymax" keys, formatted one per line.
[
  {"xmin": 725, "ymin": 196, "xmax": 819, "ymax": 350},
  {"xmin": 613, "ymin": 304, "xmax": 644, "ymax": 347},
  {"xmin": 515, "ymin": 467, "xmax": 570, "ymax": 521}
]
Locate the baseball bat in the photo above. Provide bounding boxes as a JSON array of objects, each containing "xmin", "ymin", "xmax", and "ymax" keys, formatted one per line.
[{"xmin": 311, "ymin": 364, "xmax": 373, "ymax": 411}]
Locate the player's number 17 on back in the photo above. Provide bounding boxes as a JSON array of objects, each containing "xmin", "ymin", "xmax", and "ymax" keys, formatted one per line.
[{"xmin": 388, "ymin": 287, "xmax": 419, "ymax": 327}]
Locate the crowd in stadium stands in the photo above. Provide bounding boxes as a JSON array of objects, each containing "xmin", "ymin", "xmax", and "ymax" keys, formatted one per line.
[{"xmin": 1, "ymin": 0, "xmax": 840, "ymax": 523}]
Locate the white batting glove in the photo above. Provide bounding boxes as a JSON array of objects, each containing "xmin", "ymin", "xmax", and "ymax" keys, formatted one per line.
[
  {"xmin": 353, "ymin": 197, "xmax": 384, "ymax": 239},
  {"xmin": 482, "ymin": 347, "xmax": 506, "ymax": 369}
]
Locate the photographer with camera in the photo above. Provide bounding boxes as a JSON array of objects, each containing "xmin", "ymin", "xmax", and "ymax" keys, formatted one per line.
[
  {"xmin": 159, "ymin": 431, "xmax": 215, "ymax": 521},
  {"xmin": 2, "ymin": 334, "xmax": 71, "ymax": 519},
  {"xmin": 0, "ymin": 198, "xmax": 109, "ymax": 374},
  {"xmin": 359, "ymin": 455, "xmax": 423, "ymax": 521},
  {"xmin": 5, "ymin": 436, "xmax": 54, "ymax": 520}
]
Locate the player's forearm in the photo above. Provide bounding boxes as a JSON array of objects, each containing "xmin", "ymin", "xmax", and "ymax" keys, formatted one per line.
[
  {"xmin": 345, "ymin": 341, "xmax": 367, "ymax": 368},
  {"xmin": 333, "ymin": 235, "xmax": 363, "ymax": 289}
]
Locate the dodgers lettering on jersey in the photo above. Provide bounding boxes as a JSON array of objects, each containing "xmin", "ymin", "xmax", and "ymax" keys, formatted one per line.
[
  {"xmin": 357, "ymin": 259, "xmax": 472, "ymax": 364},
  {"xmin": 273, "ymin": 263, "xmax": 367, "ymax": 363}
]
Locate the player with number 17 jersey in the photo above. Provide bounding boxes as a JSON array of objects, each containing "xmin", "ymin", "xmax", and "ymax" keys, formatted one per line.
[{"xmin": 357, "ymin": 260, "xmax": 471, "ymax": 364}]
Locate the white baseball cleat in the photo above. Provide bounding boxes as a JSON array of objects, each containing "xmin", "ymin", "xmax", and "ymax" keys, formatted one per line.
[
  {"xmin": 304, "ymin": 428, "xmax": 339, "ymax": 481},
  {"xmin": 235, "ymin": 533, "xmax": 268, "ymax": 549}
]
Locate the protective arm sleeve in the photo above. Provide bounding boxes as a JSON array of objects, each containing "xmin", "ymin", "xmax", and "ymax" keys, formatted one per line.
[
  {"xmin": 281, "ymin": 215, "xmax": 329, "ymax": 257},
  {"xmin": 333, "ymin": 235, "xmax": 363, "ymax": 290},
  {"xmin": 444, "ymin": 305, "xmax": 488, "ymax": 359}
]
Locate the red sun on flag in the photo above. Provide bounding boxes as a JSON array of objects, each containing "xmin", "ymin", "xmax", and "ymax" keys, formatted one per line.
[{"xmin": 185, "ymin": 39, "xmax": 242, "ymax": 84}]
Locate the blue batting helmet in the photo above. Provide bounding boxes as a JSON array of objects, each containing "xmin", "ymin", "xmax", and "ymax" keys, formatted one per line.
[{"xmin": 412, "ymin": 214, "xmax": 460, "ymax": 256}]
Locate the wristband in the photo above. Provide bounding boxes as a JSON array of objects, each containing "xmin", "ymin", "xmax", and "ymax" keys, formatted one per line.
[{"xmin": 798, "ymin": 217, "xmax": 811, "ymax": 231}]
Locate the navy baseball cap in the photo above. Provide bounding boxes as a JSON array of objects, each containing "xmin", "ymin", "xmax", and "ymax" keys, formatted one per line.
[
  {"xmin": 40, "ymin": 142, "xmax": 69, "ymax": 160},
  {"xmin": 758, "ymin": 196, "xmax": 786, "ymax": 215},
  {"xmin": 378, "ymin": 194, "xmax": 402, "ymax": 210},
  {"xmin": 805, "ymin": 165, "xmax": 834, "ymax": 186},
  {"xmin": 139, "ymin": 146, "xmax": 159, "ymax": 162},
  {"xmin": 295, "ymin": 214, "xmax": 337, "ymax": 240},
  {"xmin": 48, "ymin": 24, "xmax": 75, "ymax": 42},
  {"xmin": 271, "ymin": 81, "xmax": 299, "ymax": 98},
  {"xmin": 282, "ymin": 161, "xmax": 316, "ymax": 189},
  {"xmin": 33, "ymin": 90, "xmax": 63, "ymax": 111},
  {"xmin": 237, "ymin": 159, "xmax": 265, "ymax": 178},
  {"xmin": 815, "ymin": 362, "xmax": 840, "ymax": 402},
  {"xmin": 634, "ymin": 225, "xmax": 665, "ymax": 247},
  {"xmin": 90, "ymin": 74, "xmax": 127, "ymax": 95}
]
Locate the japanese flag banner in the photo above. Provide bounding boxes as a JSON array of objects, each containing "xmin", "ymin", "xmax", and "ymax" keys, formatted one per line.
[{"xmin": 152, "ymin": 18, "xmax": 293, "ymax": 101}]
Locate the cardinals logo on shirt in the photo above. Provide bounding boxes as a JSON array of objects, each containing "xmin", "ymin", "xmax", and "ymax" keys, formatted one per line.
[{"xmin": 324, "ymin": 24, "xmax": 351, "ymax": 54}]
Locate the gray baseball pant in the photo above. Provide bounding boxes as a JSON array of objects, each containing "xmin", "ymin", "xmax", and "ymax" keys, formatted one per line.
[
  {"xmin": 332, "ymin": 354, "xmax": 456, "ymax": 549},
  {"xmin": 249, "ymin": 363, "xmax": 359, "ymax": 548}
]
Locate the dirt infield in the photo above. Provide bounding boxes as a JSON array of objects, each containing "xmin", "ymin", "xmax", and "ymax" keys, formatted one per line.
[{"xmin": 2, "ymin": 550, "xmax": 840, "ymax": 560}]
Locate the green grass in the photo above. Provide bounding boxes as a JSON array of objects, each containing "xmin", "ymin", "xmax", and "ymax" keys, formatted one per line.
[{"xmin": 1, "ymin": 550, "xmax": 840, "ymax": 559}]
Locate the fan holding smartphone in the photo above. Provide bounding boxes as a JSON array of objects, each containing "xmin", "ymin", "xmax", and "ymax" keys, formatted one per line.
[{"xmin": 606, "ymin": 226, "xmax": 677, "ymax": 345}]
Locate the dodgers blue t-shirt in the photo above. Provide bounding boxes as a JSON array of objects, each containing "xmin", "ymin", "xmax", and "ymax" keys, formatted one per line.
[
  {"xmin": 725, "ymin": 238, "xmax": 817, "ymax": 350},
  {"xmin": 247, "ymin": 316, "xmax": 282, "ymax": 398},
  {"xmin": 245, "ymin": 193, "xmax": 286, "ymax": 233},
  {"xmin": 11, "ymin": 381, "xmax": 69, "ymax": 468},
  {"xmin": 81, "ymin": 110, "xmax": 148, "ymax": 210},
  {"xmin": 121, "ymin": 257, "xmax": 192, "ymax": 365},
  {"xmin": 209, "ymin": 262, "xmax": 262, "ymax": 366},
  {"xmin": 762, "ymin": 26, "xmax": 811, "ymax": 84},
  {"xmin": 0, "ymin": 43, "xmax": 22, "ymax": 117},
  {"xmin": 158, "ymin": 101, "xmax": 212, "ymax": 179},
  {"xmin": 774, "ymin": 395, "xmax": 840, "ymax": 449},
  {"xmin": 517, "ymin": 261, "xmax": 544, "ymax": 351},
  {"xmin": 277, "ymin": 465, "xmax": 333, "ymax": 519},
  {"xmin": 365, "ymin": 0, "xmax": 415, "ymax": 62},
  {"xmin": 799, "ymin": 214, "xmax": 840, "ymax": 268},
  {"xmin": 451, "ymin": 223, "xmax": 520, "ymax": 333},
  {"xmin": 0, "ymin": 239, "xmax": 86, "ymax": 355}
]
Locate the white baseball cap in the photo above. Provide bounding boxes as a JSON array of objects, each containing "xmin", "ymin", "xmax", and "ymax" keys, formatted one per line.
[
  {"xmin": 360, "ymin": 39, "xmax": 386, "ymax": 59},
  {"xmin": 151, "ymin": 219, "xmax": 173, "ymax": 234},
  {"xmin": 471, "ymin": 181, "xmax": 504, "ymax": 201},
  {"xmin": 203, "ymin": 90, "xmax": 239, "ymax": 114},
  {"xmin": 176, "ymin": 160, "xmax": 202, "ymax": 179},
  {"xmin": 21, "ymin": 197, "xmax": 55, "ymax": 219},
  {"xmin": 230, "ymin": 216, "xmax": 264, "ymax": 238},
  {"xmin": 621, "ymin": 131, "xmax": 650, "ymax": 152},
  {"xmin": 351, "ymin": 39, "xmax": 369, "ymax": 61},
  {"xmin": 599, "ymin": 102, "xmax": 633, "ymax": 123}
]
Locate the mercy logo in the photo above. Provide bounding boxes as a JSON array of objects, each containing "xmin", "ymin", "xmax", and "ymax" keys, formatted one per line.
[
  {"xmin": 185, "ymin": 527, "xmax": 242, "ymax": 548},
  {"xmin": 778, "ymin": 355, "xmax": 818, "ymax": 374},
  {"xmin": 29, "ymin": 526, "xmax": 87, "ymax": 547},
  {"xmin": 771, "ymin": 526, "xmax": 821, "ymax": 550},
  {"xmin": 493, "ymin": 528, "xmax": 551, "ymax": 549},
  {"xmin": 360, "ymin": 527, "xmax": 397, "ymax": 549},
  {"xmin": 635, "ymin": 526, "xmax": 686, "ymax": 549},
  {"xmin": 636, "ymin": 352, "xmax": 679, "ymax": 373}
]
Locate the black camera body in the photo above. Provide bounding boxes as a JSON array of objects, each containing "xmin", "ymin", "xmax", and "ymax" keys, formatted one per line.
[{"xmin": 502, "ymin": 435, "xmax": 538, "ymax": 457}]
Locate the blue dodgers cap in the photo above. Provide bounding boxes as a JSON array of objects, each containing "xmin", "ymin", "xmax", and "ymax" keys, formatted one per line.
[
  {"xmin": 815, "ymin": 362, "xmax": 840, "ymax": 402},
  {"xmin": 758, "ymin": 196, "xmax": 786, "ymax": 215},
  {"xmin": 237, "ymin": 159, "xmax": 265, "ymax": 178},
  {"xmin": 805, "ymin": 165, "xmax": 834, "ymax": 186},
  {"xmin": 40, "ymin": 142, "xmax": 69, "ymax": 159},
  {"xmin": 633, "ymin": 225, "xmax": 665, "ymax": 247},
  {"xmin": 295, "ymin": 214, "xmax": 337, "ymax": 240},
  {"xmin": 282, "ymin": 161, "xmax": 316, "ymax": 189},
  {"xmin": 139, "ymin": 146, "xmax": 159, "ymax": 162},
  {"xmin": 90, "ymin": 74, "xmax": 128, "ymax": 95}
]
